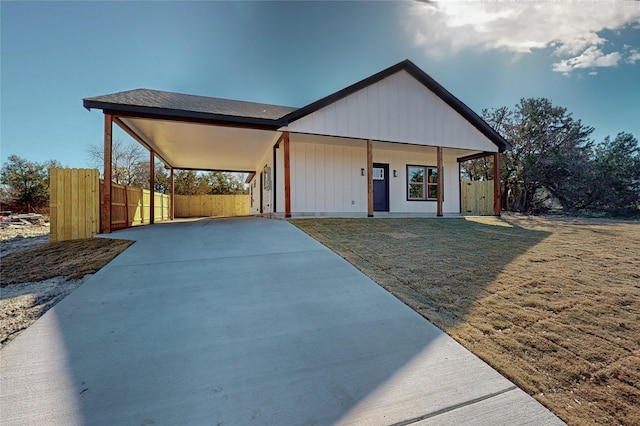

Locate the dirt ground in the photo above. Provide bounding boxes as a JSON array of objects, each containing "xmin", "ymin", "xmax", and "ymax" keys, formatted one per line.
[
  {"xmin": 1, "ymin": 224, "xmax": 132, "ymax": 348},
  {"xmin": 1, "ymin": 222, "xmax": 50, "ymax": 256},
  {"xmin": 292, "ymin": 215, "xmax": 640, "ymax": 426}
]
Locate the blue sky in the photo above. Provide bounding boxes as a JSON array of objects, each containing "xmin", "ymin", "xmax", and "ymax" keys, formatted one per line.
[{"xmin": 2, "ymin": 1, "xmax": 639, "ymax": 169}]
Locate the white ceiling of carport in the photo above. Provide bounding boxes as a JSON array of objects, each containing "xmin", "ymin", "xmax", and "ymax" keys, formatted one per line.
[{"xmin": 119, "ymin": 117, "xmax": 282, "ymax": 172}]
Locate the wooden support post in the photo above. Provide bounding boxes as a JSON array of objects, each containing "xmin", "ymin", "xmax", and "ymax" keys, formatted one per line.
[
  {"xmin": 367, "ymin": 139, "xmax": 374, "ymax": 217},
  {"xmin": 149, "ymin": 151, "xmax": 155, "ymax": 224},
  {"xmin": 102, "ymin": 113, "xmax": 112, "ymax": 233},
  {"xmin": 493, "ymin": 152, "xmax": 502, "ymax": 216},
  {"xmin": 170, "ymin": 168, "xmax": 175, "ymax": 220},
  {"xmin": 437, "ymin": 146, "xmax": 443, "ymax": 217},
  {"xmin": 283, "ymin": 131, "xmax": 291, "ymax": 218}
]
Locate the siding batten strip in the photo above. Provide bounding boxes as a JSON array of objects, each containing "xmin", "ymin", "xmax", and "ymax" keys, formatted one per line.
[
  {"xmin": 103, "ymin": 114, "xmax": 113, "ymax": 233},
  {"xmin": 284, "ymin": 131, "xmax": 291, "ymax": 218},
  {"xmin": 367, "ymin": 139, "xmax": 373, "ymax": 217},
  {"xmin": 437, "ymin": 146, "xmax": 443, "ymax": 217}
]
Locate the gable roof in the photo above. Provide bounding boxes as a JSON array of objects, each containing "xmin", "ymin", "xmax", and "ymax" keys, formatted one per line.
[
  {"xmin": 282, "ymin": 59, "xmax": 511, "ymax": 152},
  {"xmin": 83, "ymin": 88, "xmax": 297, "ymax": 127},
  {"xmin": 83, "ymin": 60, "xmax": 511, "ymax": 152}
]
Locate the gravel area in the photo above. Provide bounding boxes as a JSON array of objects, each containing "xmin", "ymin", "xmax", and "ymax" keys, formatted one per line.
[
  {"xmin": 0, "ymin": 275, "xmax": 91, "ymax": 349},
  {"xmin": 1, "ymin": 222, "xmax": 50, "ymax": 256},
  {"xmin": 1, "ymin": 221, "xmax": 68, "ymax": 349}
]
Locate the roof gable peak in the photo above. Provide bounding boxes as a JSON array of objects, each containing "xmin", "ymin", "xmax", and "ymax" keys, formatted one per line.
[{"xmin": 282, "ymin": 59, "xmax": 511, "ymax": 152}]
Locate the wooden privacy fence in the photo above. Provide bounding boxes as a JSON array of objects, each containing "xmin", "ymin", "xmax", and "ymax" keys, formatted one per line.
[
  {"xmin": 461, "ymin": 180, "xmax": 494, "ymax": 216},
  {"xmin": 50, "ymin": 168, "xmax": 170, "ymax": 241},
  {"xmin": 101, "ymin": 182, "xmax": 170, "ymax": 231},
  {"xmin": 174, "ymin": 194, "xmax": 249, "ymax": 218},
  {"xmin": 50, "ymin": 168, "xmax": 100, "ymax": 242},
  {"xmin": 50, "ymin": 168, "xmax": 250, "ymax": 241}
]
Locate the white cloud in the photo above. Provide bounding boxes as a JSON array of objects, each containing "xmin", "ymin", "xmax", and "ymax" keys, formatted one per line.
[
  {"xmin": 407, "ymin": 0, "xmax": 640, "ymax": 75},
  {"xmin": 627, "ymin": 49, "xmax": 640, "ymax": 63},
  {"xmin": 552, "ymin": 46, "xmax": 622, "ymax": 75}
]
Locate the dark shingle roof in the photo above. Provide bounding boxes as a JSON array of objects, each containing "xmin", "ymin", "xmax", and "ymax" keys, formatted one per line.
[{"xmin": 83, "ymin": 88, "xmax": 297, "ymax": 124}]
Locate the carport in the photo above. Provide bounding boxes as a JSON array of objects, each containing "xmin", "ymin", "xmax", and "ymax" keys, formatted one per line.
[{"xmin": 83, "ymin": 89, "xmax": 297, "ymax": 233}]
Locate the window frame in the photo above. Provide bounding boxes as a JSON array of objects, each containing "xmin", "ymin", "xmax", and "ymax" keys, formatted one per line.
[{"xmin": 406, "ymin": 165, "xmax": 439, "ymax": 201}]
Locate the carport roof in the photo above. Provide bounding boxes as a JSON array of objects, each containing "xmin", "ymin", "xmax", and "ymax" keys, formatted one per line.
[{"xmin": 83, "ymin": 88, "xmax": 297, "ymax": 127}]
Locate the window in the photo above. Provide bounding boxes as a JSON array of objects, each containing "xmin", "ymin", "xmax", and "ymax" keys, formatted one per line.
[
  {"xmin": 407, "ymin": 165, "xmax": 439, "ymax": 201},
  {"xmin": 372, "ymin": 167, "xmax": 385, "ymax": 181}
]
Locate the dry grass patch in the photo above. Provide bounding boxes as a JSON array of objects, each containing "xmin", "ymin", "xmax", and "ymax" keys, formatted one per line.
[
  {"xmin": 1, "ymin": 238, "xmax": 133, "ymax": 285},
  {"xmin": 1, "ymin": 238, "xmax": 133, "ymax": 347},
  {"xmin": 291, "ymin": 215, "xmax": 640, "ymax": 426}
]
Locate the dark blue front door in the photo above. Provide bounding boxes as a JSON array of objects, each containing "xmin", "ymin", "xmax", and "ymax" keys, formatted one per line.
[{"xmin": 373, "ymin": 163, "xmax": 389, "ymax": 212}]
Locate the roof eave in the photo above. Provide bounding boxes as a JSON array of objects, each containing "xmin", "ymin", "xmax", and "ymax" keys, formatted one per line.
[{"xmin": 83, "ymin": 99, "xmax": 285, "ymax": 130}]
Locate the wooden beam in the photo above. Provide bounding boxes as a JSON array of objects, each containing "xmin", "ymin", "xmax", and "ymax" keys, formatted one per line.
[
  {"xmin": 149, "ymin": 151, "xmax": 155, "ymax": 224},
  {"xmin": 113, "ymin": 117, "xmax": 172, "ymax": 168},
  {"xmin": 283, "ymin": 131, "xmax": 291, "ymax": 218},
  {"xmin": 437, "ymin": 146, "xmax": 443, "ymax": 217},
  {"xmin": 105, "ymin": 109, "xmax": 280, "ymax": 132},
  {"xmin": 170, "ymin": 168, "xmax": 175, "ymax": 220},
  {"xmin": 493, "ymin": 152, "xmax": 502, "ymax": 216},
  {"xmin": 456, "ymin": 151, "xmax": 493, "ymax": 163},
  {"xmin": 102, "ymin": 114, "xmax": 112, "ymax": 233},
  {"xmin": 367, "ymin": 139, "xmax": 373, "ymax": 217}
]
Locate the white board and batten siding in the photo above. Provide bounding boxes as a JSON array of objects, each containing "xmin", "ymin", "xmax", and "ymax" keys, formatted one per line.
[
  {"xmin": 248, "ymin": 148, "xmax": 276, "ymax": 215},
  {"xmin": 285, "ymin": 70, "xmax": 498, "ymax": 153},
  {"xmin": 290, "ymin": 139, "xmax": 367, "ymax": 215},
  {"xmin": 286, "ymin": 137, "xmax": 461, "ymax": 215}
]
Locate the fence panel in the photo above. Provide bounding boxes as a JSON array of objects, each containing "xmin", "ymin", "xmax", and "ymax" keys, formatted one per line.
[
  {"xmin": 51, "ymin": 168, "xmax": 251, "ymax": 241},
  {"xmin": 461, "ymin": 180, "xmax": 494, "ymax": 216},
  {"xmin": 50, "ymin": 168, "xmax": 100, "ymax": 242},
  {"xmin": 102, "ymin": 183, "xmax": 171, "ymax": 230},
  {"xmin": 174, "ymin": 194, "xmax": 249, "ymax": 218},
  {"xmin": 154, "ymin": 192, "xmax": 170, "ymax": 222}
]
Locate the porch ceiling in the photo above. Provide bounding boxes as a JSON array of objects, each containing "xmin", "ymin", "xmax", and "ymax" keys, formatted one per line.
[{"xmin": 119, "ymin": 117, "xmax": 282, "ymax": 172}]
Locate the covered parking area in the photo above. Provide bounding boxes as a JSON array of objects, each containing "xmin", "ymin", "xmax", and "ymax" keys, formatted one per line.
[{"xmin": 83, "ymin": 89, "xmax": 296, "ymax": 233}]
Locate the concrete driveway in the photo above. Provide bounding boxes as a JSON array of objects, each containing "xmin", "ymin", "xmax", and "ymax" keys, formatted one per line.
[{"xmin": 1, "ymin": 217, "xmax": 564, "ymax": 425}]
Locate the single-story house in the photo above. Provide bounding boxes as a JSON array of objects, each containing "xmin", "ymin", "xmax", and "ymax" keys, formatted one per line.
[{"xmin": 83, "ymin": 59, "xmax": 510, "ymax": 231}]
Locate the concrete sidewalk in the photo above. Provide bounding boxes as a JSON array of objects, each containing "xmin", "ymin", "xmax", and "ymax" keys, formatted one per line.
[{"xmin": 1, "ymin": 217, "xmax": 565, "ymax": 425}]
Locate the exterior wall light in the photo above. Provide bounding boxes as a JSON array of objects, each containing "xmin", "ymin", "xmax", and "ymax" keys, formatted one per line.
[
  {"xmin": 361, "ymin": 168, "xmax": 366, "ymax": 176},
  {"xmin": 393, "ymin": 170, "xmax": 398, "ymax": 177}
]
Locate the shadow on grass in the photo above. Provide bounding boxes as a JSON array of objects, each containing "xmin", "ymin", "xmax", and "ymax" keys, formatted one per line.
[
  {"xmin": 292, "ymin": 216, "xmax": 640, "ymax": 425},
  {"xmin": 291, "ymin": 217, "xmax": 551, "ymax": 332}
]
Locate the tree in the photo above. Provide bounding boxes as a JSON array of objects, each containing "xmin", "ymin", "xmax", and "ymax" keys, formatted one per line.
[
  {"xmin": 472, "ymin": 98, "xmax": 595, "ymax": 213},
  {"xmin": 174, "ymin": 170, "xmax": 209, "ymax": 195},
  {"xmin": 87, "ymin": 138, "xmax": 145, "ymax": 186},
  {"xmin": 0, "ymin": 155, "xmax": 62, "ymax": 209},
  {"xmin": 205, "ymin": 172, "xmax": 248, "ymax": 195},
  {"xmin": 135, "ymin": 161, "xmax": 171, "ymax": 193},
  {"xmin": 590, "ymin": 132, "xmax": 640, "ymax": 214}
]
